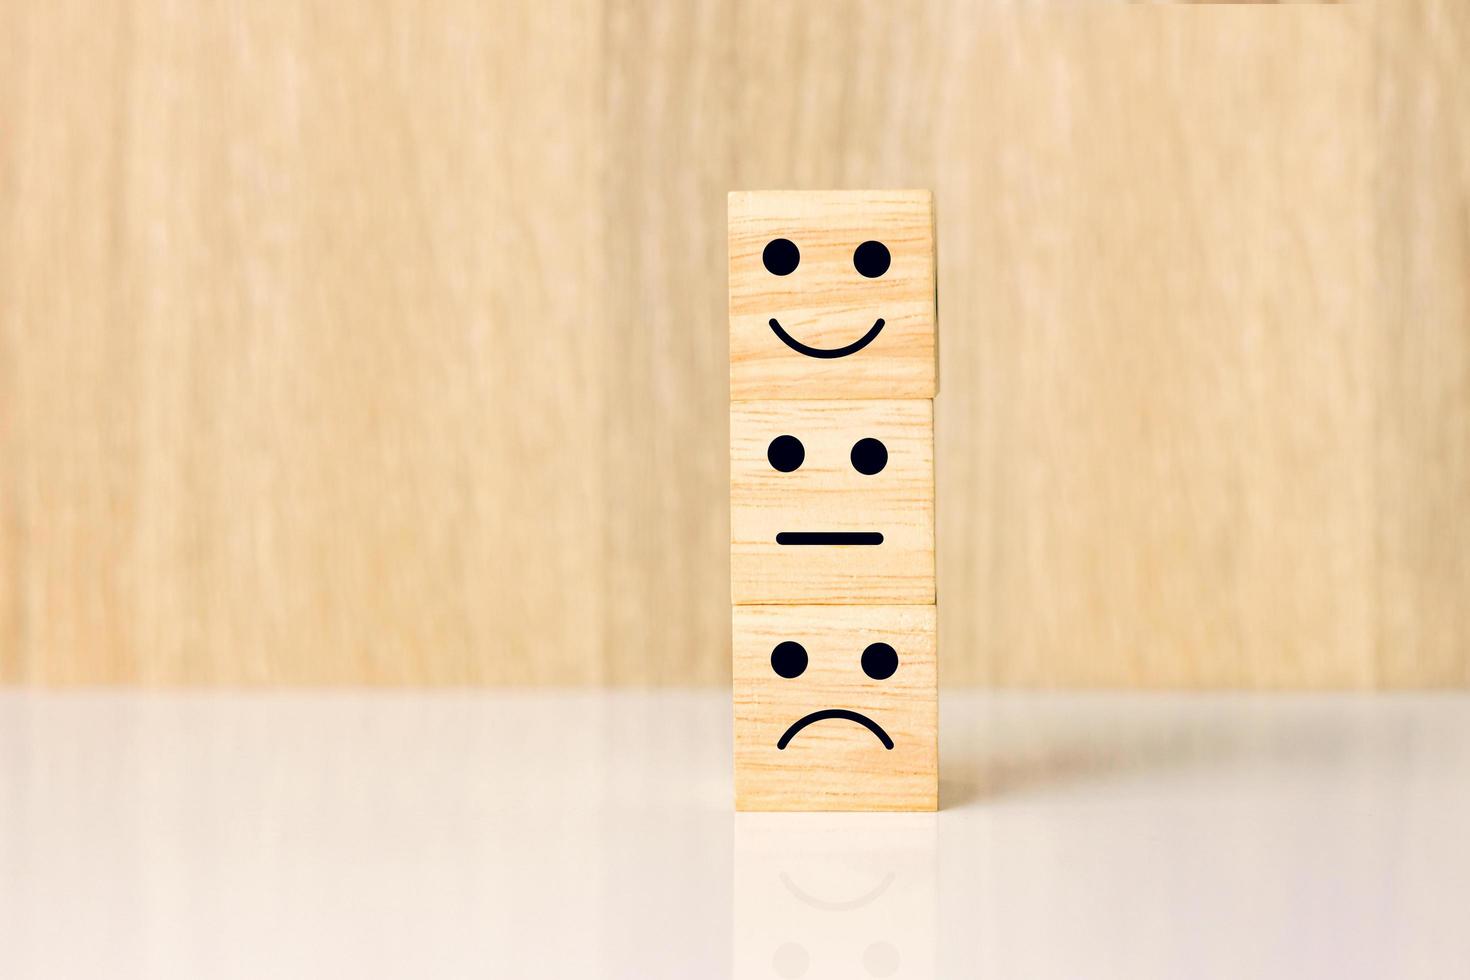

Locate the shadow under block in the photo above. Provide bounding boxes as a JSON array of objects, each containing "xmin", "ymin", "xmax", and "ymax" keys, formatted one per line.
[
  {"xmin": 729, "ymin": 190, "xmax": 936, "ymax": 400},
  {"xmin": 731, "ymin": 400, "xmax": 935, "ymax": 605},
  {"xmin": 734, "ymin": 605, "xmax": 938, "ymax": 812}
]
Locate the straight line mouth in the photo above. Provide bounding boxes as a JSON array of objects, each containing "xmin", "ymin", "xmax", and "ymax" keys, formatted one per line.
[{"xmin": 775, "ymin": 531, "xmax": 883, "ymax": 546}]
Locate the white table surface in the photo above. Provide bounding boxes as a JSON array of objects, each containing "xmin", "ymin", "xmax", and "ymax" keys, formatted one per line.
[{"xmin": 2, "ymin": 690, "xmax": 1467, "ymax": 979}]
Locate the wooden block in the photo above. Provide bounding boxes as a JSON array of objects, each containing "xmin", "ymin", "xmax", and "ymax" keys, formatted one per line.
[
  {"xmin": 729, "ymin": 190, "xmax": 936, "ymax": 400},
  {"xmin": 731, "ymin": 400, "xmax": 935, "ymax": 605},
  {"xmin": 734, "ymin": 604, "xmax": 938, "ymax": 812}
]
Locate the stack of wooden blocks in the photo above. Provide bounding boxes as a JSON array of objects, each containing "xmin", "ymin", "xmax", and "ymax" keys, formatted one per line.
[{"xmin": 729, "ymin": 190, "xmax": 938, "ymax": 812}]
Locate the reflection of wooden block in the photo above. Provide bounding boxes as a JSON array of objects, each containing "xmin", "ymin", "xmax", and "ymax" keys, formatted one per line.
[
  {"xmin": 731, "ymin": 400, "xmax": 935, "ymax": 605},
  {"xmin": 734, "ymin": 604, "xmax": 938, "ymax": 812},
  {"xmin": 729, "ymin": 190, "xmax": 936, "ymax": 400},
  {"xmin": 733, "ymin": 814, "xmax": 937, "ymax": 978}
]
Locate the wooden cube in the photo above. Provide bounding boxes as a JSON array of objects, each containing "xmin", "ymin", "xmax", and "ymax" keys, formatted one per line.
[
  {"xmin": 729, "ymin": 190, "xmax": 936, "ymax": 400},
  {"xmin": 731, "ymin": 400, "xmax": 935, "ymax": 605},
  {"xmin": 733, "ymin": 604, "xmax": 938, "ymax": 811}
]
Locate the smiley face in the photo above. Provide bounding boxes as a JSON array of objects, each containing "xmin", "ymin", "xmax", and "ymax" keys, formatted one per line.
[
  {"xmin": 761, "ymin": 236, "xmax": 894, "ymax": 359},
  {"xmin": 729, "ymin": 190, "xmax": 936, "ymax": 399},
  {"xmin": 731, "ymin": 401, "xmax": 934, "ymax": 605},
  {"xmin": 733, "ymin": 604, "xmax": 938, "ymax": 811}
]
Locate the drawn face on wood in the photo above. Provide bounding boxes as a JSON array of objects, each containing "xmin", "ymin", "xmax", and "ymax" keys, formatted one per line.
[
  {"xmin": 728, "ymin": 190, "xmax": 936, "ymax": 400},
  {"xmin": 730, "ymin": 401, "xmax": 935, "ymax": 606},
  {"xmin": 733, "ymin": 605, "xmax": 938, "ymax": 812}
]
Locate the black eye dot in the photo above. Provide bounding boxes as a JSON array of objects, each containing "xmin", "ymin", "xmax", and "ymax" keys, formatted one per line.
[
  {"xmin": 767, "ymin": 434, "xmax": 805, "ymax": 472},
  {"xmin": 853, "ymin": 240, "xmax": 890, "ymax": 278},
  {"xmin": 850, "ymin": 437, "xmax": 888, "ymax": 475},
  {"xmin": 762, "ymin": 238, "xmax": 800, "ymax": 276},
  {"xmin": 861, "ymin": 642, "xmax": 898, "ymax": 680},
  {"xmin": 771, "ymin": 641, "xmax": 808, "ymax": 679}
]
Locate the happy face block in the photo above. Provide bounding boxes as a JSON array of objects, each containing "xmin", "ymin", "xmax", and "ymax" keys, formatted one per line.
[
  {"xmin": 734, "ymin": 605, "xmax": 938, "ymax": 811},
  {"xmin": 729, "ymin": 190, "xmax": 936, "ymax": 400},
  {"xmin": 731, "ymin": 400, "xmax": 935, "ymax": 605}
]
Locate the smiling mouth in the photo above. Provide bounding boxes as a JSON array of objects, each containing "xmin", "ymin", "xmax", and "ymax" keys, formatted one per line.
[
  {"xmin": 769, "ymin": 317, "xmax": 885, "ymax": 359},
  {"xmin": 776, "ymin": 531, "xmax": 883, "ymax": 546},
  {"xmin": 778, "ymin": 709, "xmax": 894, "ymax": 750}
]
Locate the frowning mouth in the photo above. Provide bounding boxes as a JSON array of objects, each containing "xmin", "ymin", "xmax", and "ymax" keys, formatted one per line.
[
  {"xmin": 777, "ymin": 709, "xmax": 894, "ymax": 750},
  {"xmin": 769, "ymin": 317, "xmax": 885, "ymax": 359}
]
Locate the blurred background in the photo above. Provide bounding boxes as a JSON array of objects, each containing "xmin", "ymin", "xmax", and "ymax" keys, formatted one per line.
[{"xmin": 1, "ymin": 1, "xmax": 1465, "ymax": 688}]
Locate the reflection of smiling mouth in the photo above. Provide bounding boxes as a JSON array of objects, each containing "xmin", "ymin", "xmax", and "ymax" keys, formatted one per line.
[
  {"xmin": 780, "ymin": 870, "xmax": 896, "ymax": 911},
  {"xmin": 769, "ymin": 317, "xmax": 885, "ymax": 359},
  {"xmin": 778, "ymin": 709, "xmax": 894, "ymax": 750}
]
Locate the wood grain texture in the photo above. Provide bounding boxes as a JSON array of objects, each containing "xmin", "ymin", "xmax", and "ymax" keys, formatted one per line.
[
  {"xmin": 940, "ymin": 8, "xmax": 1377, "ymax": 689},
  {"xmin": 1371, "ymin": 0, "xmax": 1470, "ymax": 687},
  {"xmin": 733, "ymin": 605, "xmax": 937, "ymax": 811},
  {"xmin": 2, "ymin": 1, "xmax": 1466, "ymax": 687},
  {"xmin": 729, "ymin": 190, "xmax": 936, "ymax": 399},
  {"xmin": 1, "ymin": 0, "xmax": 608, "ymax": 684},
  {"xmin": 732, "ymin": 401, "xmax": 934, "ymax": 605}
]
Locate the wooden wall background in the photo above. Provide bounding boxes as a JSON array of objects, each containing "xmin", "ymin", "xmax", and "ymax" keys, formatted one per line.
[{"xmin": 2, "ymin": 1, "xmax": 1466, "ymax": 687}]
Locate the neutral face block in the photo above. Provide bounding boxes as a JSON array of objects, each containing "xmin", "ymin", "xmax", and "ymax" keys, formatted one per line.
[
  {"xmin": 734, "ymin": 604, "xmax": 938, "ymax": 811},
  {"xmin": 729, "ymin": 190, "xmax": 936, "ymax": 400},
  {"xmin": 731, "ymin": 400, "xmax": 935, "ymax": 605}
]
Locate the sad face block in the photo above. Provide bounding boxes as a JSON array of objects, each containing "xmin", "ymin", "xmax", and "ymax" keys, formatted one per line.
[
  {"xmin": 734, "ymin": 605, "xmax": 938, "ymax": 811},
  {"xmin": 729, "ymin": 190, "xmax": 936, "ymax": 400},
  {"xmin": 731, "ymin": 400, "xmax": 935, "ymax": 605}
]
